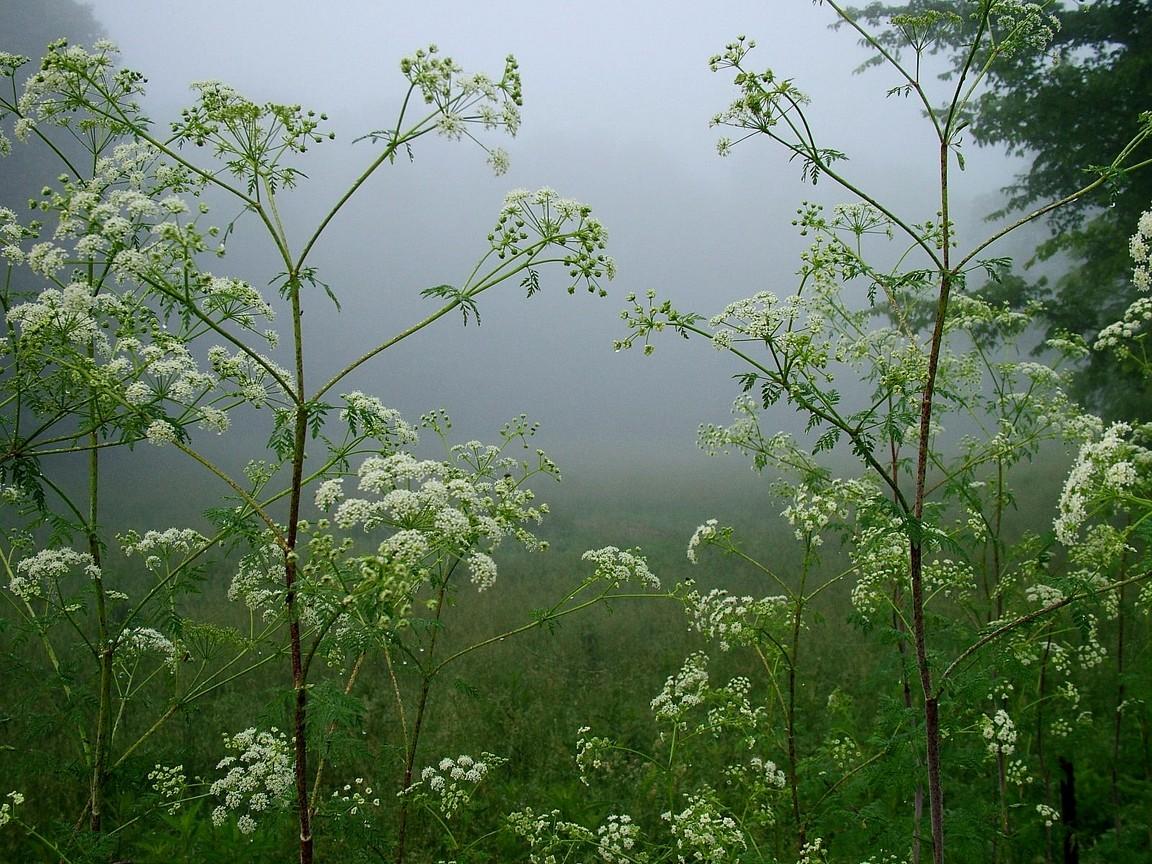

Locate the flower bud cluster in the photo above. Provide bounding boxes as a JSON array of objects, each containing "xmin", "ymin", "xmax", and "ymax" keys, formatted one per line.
[
  {"xmin": 489, "ymin": 188, "xmax": 614, "ymax": 296},
  {"xmin": 401, "ymin": 44, "xmax": 521, "ymax": 113},
  {"xmin": 172, "ymin": 80, "xmax": 334, "ymax": 191},
  {"xmin": 148, "ymin": 764, "xmax": 186, "ymax": 815},
  {"xmin": 16, "ymin": 40, "xmax": 144, "ymax": 132},
  {"xmin": 394, "ymin": 46, "xmax": 520, "ymax": 175},
  {"xmin": 708, "ymin": 35, "xmax": 809, "ymax": 140}
]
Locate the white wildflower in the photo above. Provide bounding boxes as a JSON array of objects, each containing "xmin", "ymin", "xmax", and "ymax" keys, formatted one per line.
[
  {"xmin": 597, "ymin": 814, "xmax": 641, "ymax": 864},
  {"xmin": 687, "ymin": 519, "xmax": 719, "ymax": 563},
  {"xmin": 314, "ymin": 478, "xmax": 345, "ymax": 510},
  {"xmin": 981, "ymin": 709, "xmax": 1018, "ymax": 756},
  {"xmin": 0, "ymin": 791, "xmax": 25, "ymax": 827},
  {"xmin": 210, "ymin": 727, "xmax": 294, "ymax": 833},
  {"xmin": 402, "ymin": 753, "xmax": 502, "ymax": 818},
  {"xmin": 148, "ymin": 765, "xmax": 186, "ymax": 814},
  {"xmin": 467, "ymin": 551, "xmax": 498, "ymax": 591},
  {"xmin": 582, "ymin": 546, "xmax": 659, "ymax": 589},
  {"xmin": 121, "ymin": 627, "xmax": 181, "ymax": 670},
  {"xmin": 145, "ymin": 419, "xmax": 179, "ymax": 446},
  {"xmin": 11, "ymin": 548, "xmax": 100, "ymax": 601},
  {"xmin": 651, "ymin": 652, "xmax": 709, "ymax": 725},
  {"xmin": 662, "ymin": 794, "xmax": 746, "ymax": 863}
]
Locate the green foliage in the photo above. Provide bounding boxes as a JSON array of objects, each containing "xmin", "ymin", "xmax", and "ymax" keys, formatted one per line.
[{"xmin": 852, "ymin": 0, "xmax": 1152, "ymax": 418}]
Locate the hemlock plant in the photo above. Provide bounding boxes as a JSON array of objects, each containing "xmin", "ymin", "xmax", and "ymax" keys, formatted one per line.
[{"xmin": 1, "ymin": 3, "xmax": 1151, "ymax": 863}]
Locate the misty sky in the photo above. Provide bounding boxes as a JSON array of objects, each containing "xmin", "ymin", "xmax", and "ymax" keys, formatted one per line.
[{"xmin": 18, "ymin": 2, "xmax": 1034, "ymax": 486}]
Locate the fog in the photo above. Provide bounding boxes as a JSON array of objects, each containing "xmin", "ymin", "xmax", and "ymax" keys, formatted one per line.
[{"xmin": 11, "ymin": 1, "xmax": 1039, "ymax": 519}]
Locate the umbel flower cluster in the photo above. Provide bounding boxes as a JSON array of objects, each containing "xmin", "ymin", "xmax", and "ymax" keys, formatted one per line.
[
  {"xmin": 688, "ymin": 587, "xmax": 788, "ymax": 651},
  {"xmin": 0, "ymin": 791, "xmax": 25, "ymax": 828},
  {"xmin": 329, "ymin": 776, "xmax": 382, "ymax": 828},
  {"xmin": 210, "ymin": 728, "xmax": 294, "ymax": 835},
  {"xmin": 8, "ymin": 547, "xmax": 99, "ymax": 602},
  {"xmin": 401, "ymin": 753, "xmax": 505, "ymax": 818},
  {"xmin": 662, "ymin": 793, "xmax": 747, "ymax": 864},
  {"xmin": 0, "ymin": 127, "xmax": 279, "ymax": 459},
  {"xmin": 147, "ymin": 765, "xmax": 186, "ymax": 816},
  {"xmin": 489, "ymin": 187, "xmax": 615, "ymax": 296},
  {"xmin": 396, "ymin": 44, "xmax": 522, "ymax": 175},
  {"xmin": 1095, "ymin": 207, "xmax": 1152, "ymax": 351},
  {"xmin": 223, "ymin": 410, "xmax": 565, "ymax": 671},
  {"xmin": 981, "ymin": 709, "xmax": 1019, "ymax": 757},
  {"xmin": 1054, "ymin": 422, "xmax": 1150, "ymax": 545},
  {"xmin": 317, "ymin": 411, "xmax": 557, "ymax": 595}
]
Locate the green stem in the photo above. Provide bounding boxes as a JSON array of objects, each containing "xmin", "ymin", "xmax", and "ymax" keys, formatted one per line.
[
  {"xmin": 308, "ymin": 652, "xmax": 367, "ymax": 818},
  {"xmin": 957, "ymin": 153, "xmax": 1151, "ymax": 272},
  {"xmin": 85, "ymin": 336, "xmax": 112, "ymax": 834},
  {"xmin": 283, "ymin": 272, "xmax": 313, "ymax": 864},
  {"xmin": 312, "ymin": 248, "xmax": 552, "ymax": 403},
  {"xmin": 173, "ymin": 442, "xmax": 287, "ymax": 548},
  {"xmin": 430, "ymin": 590, "xmax": 671, "ymax": 677},
  {"xmin": 940, "ymin": 571, "xmax": 1152, "ymax": 689},
  {"xmin": 395, "ymin": 577, "xmax": 452, "ymax": 864},
  {"xmin": 18, "ymin": 820, "xmax": 78, "ymax": 864}
]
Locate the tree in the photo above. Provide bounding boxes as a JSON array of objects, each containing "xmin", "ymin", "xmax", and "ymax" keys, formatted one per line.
[{"xmin": 852, "ymin": 0, "xmax": 1152, "ymax": 418}]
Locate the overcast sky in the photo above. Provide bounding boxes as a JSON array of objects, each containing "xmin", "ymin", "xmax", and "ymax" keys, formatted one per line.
[{"xmin": 19, "ymin": 3, "xmax": 1033, "ymax": 493}]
